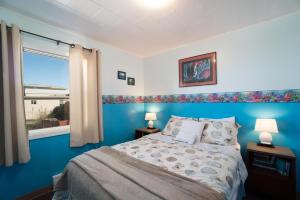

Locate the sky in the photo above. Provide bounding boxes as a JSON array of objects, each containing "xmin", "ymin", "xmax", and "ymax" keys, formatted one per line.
[{"xmin": 23, "ymin": 51, "xmax": 69, "ymax": 88}]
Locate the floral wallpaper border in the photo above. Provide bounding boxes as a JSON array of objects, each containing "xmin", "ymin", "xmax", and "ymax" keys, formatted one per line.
[
  {"xmin": 102, "ymin": 95, "xmax": 144, "ymax": 104},
  {"xmin": 102, "ymin": 89, "xmax": 300, "ymax": 104}
]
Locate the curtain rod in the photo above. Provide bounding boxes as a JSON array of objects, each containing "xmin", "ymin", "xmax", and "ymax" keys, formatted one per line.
[{"xmin": 6, "ymin": 25, "xmax": 93, "ymax": 52}]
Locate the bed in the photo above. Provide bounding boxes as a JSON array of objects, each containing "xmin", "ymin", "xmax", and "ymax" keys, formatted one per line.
[{"xmin": 53, "ymin": 132, "xmax": 247, "ymax": 200}]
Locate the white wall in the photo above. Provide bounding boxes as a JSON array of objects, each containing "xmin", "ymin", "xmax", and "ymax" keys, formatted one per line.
[
  {"xmin": 0, "ymin": 7, "xmax": 144, "ymax": 96},
  {"xmin": 144, "ymin": 12, "xmax": 300, "ymax": 95},
  {"xmin": 2, "ymin": 7, "xmax": 299, "ymax": 97}
]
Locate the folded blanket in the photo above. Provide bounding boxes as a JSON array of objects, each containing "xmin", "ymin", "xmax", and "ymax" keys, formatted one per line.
[{"xmin": 54, "ymin": 147, "xmax": 225, "ymax": 200}]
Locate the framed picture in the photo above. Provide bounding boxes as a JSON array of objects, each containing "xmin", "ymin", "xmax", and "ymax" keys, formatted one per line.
[
  {"xmin": 127, "ymin": 77, "xmax": 135, "ymax": 86},
  {"xmin": 179, "ymin": 52, "xmax": 217, "ymax": 87},
  {"xmin": 118, "ymin": 71, "xmax": 126, "ymax": 80}
]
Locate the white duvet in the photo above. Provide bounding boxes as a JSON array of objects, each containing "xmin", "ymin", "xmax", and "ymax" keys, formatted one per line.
[{"xmin": 113, "ymin": 133, "xmax": 247, "ymax": 200}]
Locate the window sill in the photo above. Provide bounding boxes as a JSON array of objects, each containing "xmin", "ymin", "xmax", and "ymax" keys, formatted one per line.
[{"xmin": 29, "ymin": 125, "xmax": 70, "ymax": 140}]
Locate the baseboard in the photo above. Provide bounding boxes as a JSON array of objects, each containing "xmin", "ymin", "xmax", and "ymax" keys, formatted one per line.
[{"xmin": 16, "ymin": 185, "xmax": 53, "ymax": 200}]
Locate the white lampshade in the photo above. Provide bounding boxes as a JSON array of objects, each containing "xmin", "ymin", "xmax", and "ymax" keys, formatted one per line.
[
  {"xmin": 255, "ymin": 119, "xmax": 278, "ymax": 133},
  {"xmin": 145, "ymin": 113, "xmax": 157, "ymax": 121}
]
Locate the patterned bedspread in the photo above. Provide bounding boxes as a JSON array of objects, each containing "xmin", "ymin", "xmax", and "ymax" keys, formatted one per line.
[{"xmin": 113, "ymin": 133, "xmax": 247, "ymax": 200}]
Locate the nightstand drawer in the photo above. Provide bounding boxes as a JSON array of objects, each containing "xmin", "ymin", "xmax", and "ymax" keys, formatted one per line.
[{"xmin": 247, "ymin": 170, "xmax": 294, "ymax": 198}]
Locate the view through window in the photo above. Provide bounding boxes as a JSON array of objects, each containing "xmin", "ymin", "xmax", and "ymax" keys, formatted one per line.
[{"xmin": 23, "ymin": 49, "xmax": 69, "ymax": 131}]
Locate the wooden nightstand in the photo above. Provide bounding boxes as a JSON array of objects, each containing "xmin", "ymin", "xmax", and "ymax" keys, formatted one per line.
[
  {"xmin": 135, "ymin": 128, "xmax": 160, "ymax": 139},
  {"xmin": 246, "ymin": 142, "xmax": 296, "ymax": 199}
]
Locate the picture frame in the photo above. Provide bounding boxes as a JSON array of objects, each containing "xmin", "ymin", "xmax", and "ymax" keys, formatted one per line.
[
  {"xmin": 127, "ymin": 77, "xmax": 135, "ymax": 86},
  {"xmin": 117, "ymin": 71, "xmax": 126, "ymax": 80},
  {"xmin": 179, "ymin": 52, "xmax": 217, "ymax": 87}
]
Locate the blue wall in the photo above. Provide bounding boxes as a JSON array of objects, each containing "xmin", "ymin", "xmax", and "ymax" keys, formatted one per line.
[
  {"xmin": 145, "ymin": 102, "xmax": 300, "ymax": 192},
  {"xmin": 0, "ymin": 103, "xmax": 144, "ymax": 200},
  {"xmin": 1, "ymin": 101, "xmax": 299, "ymax": 200}
]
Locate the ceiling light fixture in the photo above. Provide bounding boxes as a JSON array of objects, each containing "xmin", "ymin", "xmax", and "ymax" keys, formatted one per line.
[{"xmin": 143, "ymin": 0, "xmax": 173, "ymax": 8}]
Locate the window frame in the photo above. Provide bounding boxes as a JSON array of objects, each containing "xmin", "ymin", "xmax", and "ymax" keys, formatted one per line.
[
  {"xmin": 23, "ymin": 47, "xmax": 70, "ymax": 140},
  {"xmin": 28, "ymin": 125, "xmax": 70, "ymax": 140}
]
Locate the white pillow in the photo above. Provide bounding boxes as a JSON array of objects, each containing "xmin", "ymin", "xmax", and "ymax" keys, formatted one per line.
[
  {"xmin": 171, "ymin": 115, "xmax": 185, "ymax": 118},
  {"xmin": 199, "ymin": 116, "xmax": 235, "ymax": 122},
  {"xmin": 175, "ymin": 121, "xmax": 205, "ymax": 144},
  {"xmin": 171, "ymin": 115, "xmax": 198, "ymax": 120},
  {"xmin": 162, "ymin": 116, "xmax": 198, "ymax": 136}
]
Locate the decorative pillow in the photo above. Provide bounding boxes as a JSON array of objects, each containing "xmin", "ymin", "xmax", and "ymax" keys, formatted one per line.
[
  {"xmin": 200, "ymin": 121, "xmax": 239, "ymax": 146},
  {"xmin": 171, "ymin": 115, "xmax": 191, "ymax": 119},
  {"xmin": 175, "ymin": 120, "xmax": 206, "ymax": 144},
  {"xmin": 198, "ymin": 116, "xmax": 235, "ymax": 122},
  {"xmin": 162, "ymin": 116, "xmax": 198, "ymax": 137}
]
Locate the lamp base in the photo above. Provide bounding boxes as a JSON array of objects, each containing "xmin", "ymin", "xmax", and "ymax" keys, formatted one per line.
[
  {"xmin": 148, "ymin": 120, "xmax": 154, "ymax": 129},
  {"xmin": 259, "ymin": 131, "xmax": 273, "ymax": 146},
  {"xmin": 257, "ymin": 142, "xmax": 274, "ymax": 148}
]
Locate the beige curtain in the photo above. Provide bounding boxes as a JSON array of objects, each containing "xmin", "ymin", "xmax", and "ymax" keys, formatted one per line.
[
  {"xmin": 69, "ymin": 45, "xmax": 103, "ymax": 147},
  {"xmin": 0, "ymin": 21, "xmax": 30, "ymax": 166}
]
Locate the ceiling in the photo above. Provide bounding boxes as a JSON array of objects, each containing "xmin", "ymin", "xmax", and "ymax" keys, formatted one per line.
[{"xmin": 1, "ymin": 0, "xmax": 300, "ymax": 57}]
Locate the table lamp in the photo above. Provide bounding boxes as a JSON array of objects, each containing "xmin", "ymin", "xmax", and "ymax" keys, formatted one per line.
[
  {"xmin": 255, "ymin": 119, "xmax": 278, "ymax": 147},
  {"xmin": 145, "ymin": 113, "xmax": 157, "ymax": 129}
]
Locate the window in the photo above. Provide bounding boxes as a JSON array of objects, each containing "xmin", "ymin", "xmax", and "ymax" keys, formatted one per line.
[{"xmin": 23, "ymin": 48, "xmax": 69, "ymax": 139}]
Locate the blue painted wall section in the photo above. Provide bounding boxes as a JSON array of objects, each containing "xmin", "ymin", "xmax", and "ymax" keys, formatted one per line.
[
  {"xmin": 1, "ymin": 95, "xmax": 299, "ymax": 200},
  {"xmin": 145, "ymin": 102, "xmax": 300, "ymax": 192},
  {"xmin": 0, "ymin": 103, "xmax": 144, "ymax": 200},
  {"xmin": 102, "ymin": 104, "xmax": 145, "ymax": 145}
]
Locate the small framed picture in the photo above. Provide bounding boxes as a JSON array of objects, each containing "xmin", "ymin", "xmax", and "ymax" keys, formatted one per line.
[
  {"xmin": 127, "ymin": 77, "xmax": 135, "ymax": 86},
  {"xmin": 117, "ymin": 71, "xmax": 126, "ymax": 80}
]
